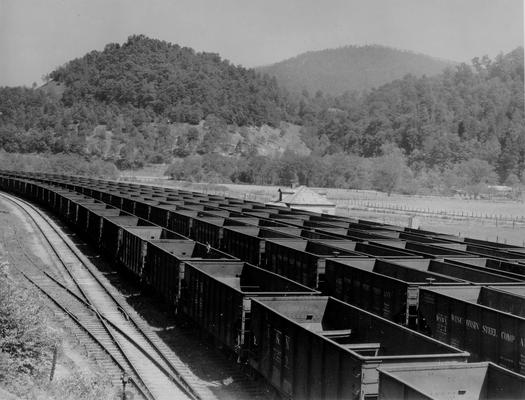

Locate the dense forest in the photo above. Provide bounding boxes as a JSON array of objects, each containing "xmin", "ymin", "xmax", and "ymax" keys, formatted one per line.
[
  {"xmin": 256, "ymin": 45, "xmax": 455, "ymax": 96},
  {"xmin": 0, "ymin": 35, "xmax": 523, "ymax": 195}
]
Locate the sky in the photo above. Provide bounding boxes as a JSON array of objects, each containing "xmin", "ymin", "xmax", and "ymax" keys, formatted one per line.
[{"xmin": 0, "ymin": 0, "xmax": 523, "ymax": 87}]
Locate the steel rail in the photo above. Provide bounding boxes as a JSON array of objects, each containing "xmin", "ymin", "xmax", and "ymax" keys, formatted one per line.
[
  {"xmin": 0, "ymin": 191, "xmax": 200, "ymax": 400},
  {"xmin": 19, "ymin": 249, "xmax": 200, "ymax": 400},
  {"xmin": 20, "ymin": 270, "xmax": 153, "ymax": 400},
  {"xmin": 0, "ymin": 194, "xmax": 156, "ymax": 400}
]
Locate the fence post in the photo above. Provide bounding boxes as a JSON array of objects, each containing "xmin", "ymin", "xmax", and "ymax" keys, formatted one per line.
[{"xmin": 49, "ymin": 344, "xmax": 58, "ymax": 382}]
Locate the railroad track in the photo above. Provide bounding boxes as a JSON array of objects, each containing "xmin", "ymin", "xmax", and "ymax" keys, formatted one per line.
[{"xmin": 0, "ymin": 192, "xmax": 214, "ymax": 400}]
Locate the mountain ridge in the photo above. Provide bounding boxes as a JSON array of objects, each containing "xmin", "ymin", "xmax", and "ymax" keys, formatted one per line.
[
  {"xmin": 257, "ymin": 44, "xmax": 457, "ymax": 68},
  {"xmin": 0, "ymin": 36, "xmax": 522, "ymax": 190},
  {"xmin": 257, "ymin": 44, "xmax": 457, "ymax": 96}
]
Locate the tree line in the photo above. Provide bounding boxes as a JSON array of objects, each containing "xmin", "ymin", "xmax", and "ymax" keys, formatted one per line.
[
  {"xmin": 0, "ymin": 35, "xmax": 523, "ymax": 195},
  {"xmin": 164, "ymin": 145, "xmax": 513, "ymax": 198}
]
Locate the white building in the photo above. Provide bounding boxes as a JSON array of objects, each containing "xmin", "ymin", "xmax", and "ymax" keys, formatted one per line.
[{"xmin": 267, "ymin": 186, "xmax": 336, "ymax": 215}]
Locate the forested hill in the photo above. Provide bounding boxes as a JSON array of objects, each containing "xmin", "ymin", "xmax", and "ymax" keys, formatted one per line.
[
  {"xmin": 257, "ymin": 45, "xmax": 456, "ymax": 96},
  {"xmin": 0, "ymin": 35, "xmax": 523, "ymax": 194},
  {"xmin": 48, "ymin": 34, "xmax": 289, "ymax": 126}
]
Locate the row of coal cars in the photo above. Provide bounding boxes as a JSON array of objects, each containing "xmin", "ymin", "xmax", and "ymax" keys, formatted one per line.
[{"xmin": 2, "ymin": 171, "xmax": 525, "ymax": 399}]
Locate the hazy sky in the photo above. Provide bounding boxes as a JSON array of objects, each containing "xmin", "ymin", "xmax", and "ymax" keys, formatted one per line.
[{"xmin": 1, "ymin": 0, "xmax": 523, "ymax": 87}]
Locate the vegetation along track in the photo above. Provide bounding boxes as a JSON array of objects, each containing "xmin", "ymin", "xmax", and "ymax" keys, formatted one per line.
[{"xmin": 0, "ymin": 191, "xmax": 211, "ymax": 400}]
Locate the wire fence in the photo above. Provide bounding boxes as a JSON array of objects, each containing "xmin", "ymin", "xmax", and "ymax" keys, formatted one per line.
[{"xmin": 334, "ymin": 198, "xmax": 525, "ymax": 226}]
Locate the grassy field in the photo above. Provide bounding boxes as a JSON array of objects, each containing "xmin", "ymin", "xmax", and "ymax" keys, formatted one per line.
[
  {"xmin": 338, "ymin": 208, "xmax": 525, "ymax": 246},
  {"xmin": 330, "ymin": 193, "xmax": 525, "ymax": 220}
]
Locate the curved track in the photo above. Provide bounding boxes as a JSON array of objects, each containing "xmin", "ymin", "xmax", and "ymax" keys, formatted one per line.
[{"xmin": 0, "ymin": 191, "xmax": 209, "ymax": 400}]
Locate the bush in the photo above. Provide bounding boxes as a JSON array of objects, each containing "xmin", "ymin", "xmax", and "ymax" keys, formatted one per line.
[
  {"xmin": 44, "ymin": 370, "xmax": 115, "ymax": 400},
  {"xmin": 504, "ymin": 173, "xmax": 520, "ymax": 187},
  {"xmin": 370, "ymin": 143, "xmax": 409, "ymax": 195},
  {"xmin": 0, "ymin": 263, "xmax": 56, "ymax": 396},
  {"xmin": 0, "ymin": 151, "xmax": 119, "ymax": 178}
]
